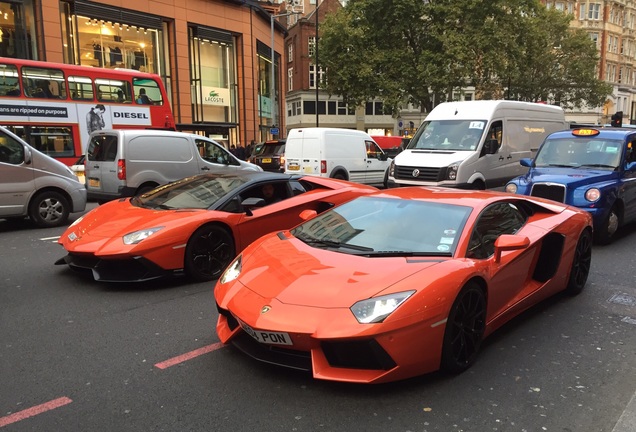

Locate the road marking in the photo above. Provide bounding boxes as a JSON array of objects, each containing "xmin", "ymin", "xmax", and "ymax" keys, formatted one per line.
[
  {"xmin": 154, "ymin": 343, "xmax": 225, "ymax": 370},
  {"xmin": 0, "ymin": 397, "xmax": 72, "ymax": 427},
  {"xmin": 612, "ymin": 391, "xmax": 636, "ymax": 432}
]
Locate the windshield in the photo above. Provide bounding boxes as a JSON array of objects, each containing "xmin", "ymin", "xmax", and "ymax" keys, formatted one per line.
[
  {"xmin": 407, "ymin": 120, "xmax": 486, "ymax": 151},
  {"xmin": 133, "ymin": 176, "xmax": 247, "ymax": 209},
  {"xmin": 534, "ymin": 137, "xmax": 623, "ymax": 170},
  {"xmin": 291, "ymin": 196, "xmax": 472, "ymax": 256}
]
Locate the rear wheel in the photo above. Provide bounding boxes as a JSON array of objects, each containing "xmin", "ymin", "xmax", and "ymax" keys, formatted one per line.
[
  {"xmin": 184, "ymin": 225, "xmax": 235, "ymax": 282},
  {"xmin": 332, "ymin": 172, "xmax": 346, "ymax": 180},
  {"xmin": 595, "ymin": 206, "xmax": 619, "ymax": 245},
  {"xmin": 565, "ymin": 229, "xmax": 592, "ymax": 295},
  {"xmin": 136, "ymin": 184, "xmax": 158, "ymax": 196},
  {"xmin": 440, "ymin": 282, "xmax": 486, "ymax": 374},
  {"xmin": 28, "ymin": 191, "xmax": 70, "ymax": 228}
]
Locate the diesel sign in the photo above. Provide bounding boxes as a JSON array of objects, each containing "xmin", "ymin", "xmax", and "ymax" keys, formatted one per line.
[{"xmin": 114, "ymin": 112, "xmax": 149, "ymax": 119}]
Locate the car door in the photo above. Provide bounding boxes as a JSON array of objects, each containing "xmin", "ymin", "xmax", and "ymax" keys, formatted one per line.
[
  {"xmin": 479, "ymin": 120, "xmax": 510, "ymax": 187},
  {"xmin": 227, "ymin": 180, "xmax": 335, "ymax": 251},
  {"xmin": 364, "ymin": 139, "xmax": 388, "ymax": 185},
  {"xmin": 0, "ymin": 132, "xmax": 33, "ymax": 217},
  {"xmin": 196, "ymin": 138, "xmax": 244, "ymax": 173},
  {"xmin": 620, "ymin": 138, "xmax": 636, "ymax": 223},
  {"xmin": 466, "ymin": 201, "xmax": 539, "ymax": 322},
  {"xmin": 85, "ymin": 133, "xmax": 120, "ymax": 195}
]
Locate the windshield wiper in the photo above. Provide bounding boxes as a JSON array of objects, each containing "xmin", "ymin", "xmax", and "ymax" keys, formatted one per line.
[
  {"xmin": 544, "ymin": 163, "xmax": 575, "ymax": 168},
  {"xmin": 579, "ymin": 164, "xmax": 615, "ymax": 168},
  {"xmin": 351, "ymin": 251, "xmax": 453, "ymax": 257},
  {"xmin": 295, "ymin": 234, "xmax": 373, "ymax": 251}
]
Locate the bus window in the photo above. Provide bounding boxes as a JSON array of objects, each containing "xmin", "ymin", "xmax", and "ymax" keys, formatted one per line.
[
  {"xmin": 133, "ymin": 78, "xmax": 162, "ymax": 105},
  {"xmin": 95, "ymin": 78, "xmax": 132, "ymax": 103},
  {"xmin": 22, "ymin": 67, "xmax": 67, "ymax": 99},
  {"xmin": 0, "ymin": 64, "xmax": 20, "ymax": 97},
  {"xmin": 69, "ymin": 76, "xmax": 94, "ymax": 101}
]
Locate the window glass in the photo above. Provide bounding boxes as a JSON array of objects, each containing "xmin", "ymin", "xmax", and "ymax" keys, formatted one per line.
[
  {"xmin": 133, "ymin": 77, "xmax": 162, "ymax": 105},
  {"xmin": 467, "ymin": 202, "xmax": 528, "ymax": 259},
  {"xmin": 0, "ymin": 64, "xmax": 21, "ymax": 97},
  {"xmin": 22, "ymin": 67, "xmax": 67, "ymax": 99},
  {"xmin": 196, "ymin": 139, "xmax": 236, "ymax": 165},
  {"xmin": 87, "ymin": 135, "xmax": 118, "ymax": 162},
  {"xmin": 0, "ymin": 131, "xmax": 25, "ymax": 164},
  {"xmin": 95, "ymin": 78, "xmax": 132, "ymax": 103},
  {"xmin": 69, "ymin": 76, "xmax": 94, "ymax": 101}
]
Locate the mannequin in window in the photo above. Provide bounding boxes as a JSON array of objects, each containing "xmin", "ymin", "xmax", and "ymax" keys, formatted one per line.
[{"xmin": 136, "ymin": 88, "xmax": 152, "ymax": 104}]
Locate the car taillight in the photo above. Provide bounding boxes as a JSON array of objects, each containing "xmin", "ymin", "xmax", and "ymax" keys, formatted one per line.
[
  {"xmin": 117, "ymin": 159, "xmax": 126, "ymax": 180},
  {"xmin": 280, "ymin": 156, "xmax": 285, "ymax": 165},
  {"xmin": 321, "ymin": 160, "xmax": 327, "ymax": 174}
]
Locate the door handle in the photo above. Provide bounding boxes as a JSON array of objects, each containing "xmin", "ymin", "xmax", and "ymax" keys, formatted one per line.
[
  {"xmin": 93, "ymin": 164, "xmax": 99, "ymax": 169},
  {"xmin": 498, "ymin": 156, "xmax": 504, "ymax": 161},
  {"xmin": 201, "ymin": 166, "xmax": 210, "ymax": 171},
  {"xmin": 367, "ymin": 160, "xmax": 372, "ymax": 164},
  {"xmin": 507, "ymin": 155, "xmax": 513, "ymax": 159}
]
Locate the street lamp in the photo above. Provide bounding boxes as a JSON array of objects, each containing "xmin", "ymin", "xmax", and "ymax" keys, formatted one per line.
[{"xmin": 270, "ymin": 10, "xmax": 297, "ymax": 137}]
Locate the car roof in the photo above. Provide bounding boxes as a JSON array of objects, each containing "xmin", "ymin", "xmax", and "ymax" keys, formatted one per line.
[
  {"xmin": 550, "ymin": 128, "xmax": 636, "ymax": 140},
  {"xmin": 193, "ymin": 171, "xmax": 299, "ymax": 183}
]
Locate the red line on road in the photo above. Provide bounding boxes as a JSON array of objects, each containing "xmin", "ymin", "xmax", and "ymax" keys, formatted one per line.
[
  {"xmin": 0, "ymin": 397, "xmax": 72, "ymax": 428},
  {"xmin": 155, "ymin": 342, "xmax": 225, "ymax": 370}
]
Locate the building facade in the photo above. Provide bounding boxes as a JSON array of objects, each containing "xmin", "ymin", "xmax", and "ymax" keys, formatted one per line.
[{"xmin": 3, "ymin": 0, "xmax": 290, "ymax": 148}]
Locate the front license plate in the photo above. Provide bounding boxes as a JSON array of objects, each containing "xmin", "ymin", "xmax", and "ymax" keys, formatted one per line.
[
  {"xmin": 262, "ymin": 158, "xmax": 272, "ymax": 163},
  {"xmin": 288, "ymin": 164, "xmax": 300, "ymax": 171},
  {"xmin": 238, "ymin": 319, "xmax": 293, "ymax": 346},
  {"xmin": 88, "ymin": 178, "xmax": 100, "ymax": 188}
]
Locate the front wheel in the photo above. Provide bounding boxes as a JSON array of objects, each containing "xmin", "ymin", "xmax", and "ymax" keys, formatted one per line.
[
  {"xmin": 565, "ymin": 229, "xmax": 592, "ymax": 295},
  {"xmin": 28, "ymin": 191, "xmax": 70, "ymax": 228},
  {"xmin": 595, "ymin": 206, "xmax": 619, "ymax": 245},
  {"xmin": 440, "ymin": 282, "xmax": 486, "ymax": 374},
  {"xmin": 184, "ymin": 225, "xmax": 235, "ymax": 282}
]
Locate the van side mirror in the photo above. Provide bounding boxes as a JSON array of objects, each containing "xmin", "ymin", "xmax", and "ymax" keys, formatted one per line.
[
  {"xmin": 484, "ymin": 139, "xmax": 499, "ymax": 155},
  {"xmin": 378, "ymin": 152, "xmax": 388, "ymax": 161},
  {"xmin": 23, "ymin": 146, "xmax": 32, "ymax": 164}
]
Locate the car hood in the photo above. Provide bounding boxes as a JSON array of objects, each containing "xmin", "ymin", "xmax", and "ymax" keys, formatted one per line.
[
  {"xmin": 67, "ymin": 199, "xmax": 203, "ymax": 239},
  {"xmin": 525, "ymin": 167, "xmax": 618, "ymax": 187},
  {"xmin": 236, "ymin": 234, "xmax": 443, "ymax": 308}
]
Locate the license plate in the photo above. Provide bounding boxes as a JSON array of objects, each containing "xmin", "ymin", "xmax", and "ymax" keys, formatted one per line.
[
  {"xmin": 262, "ymin": 158, "xmax": 272, "ymax": 163},
  {"xmin": 288, "ymin": 164, "xmax": 300, "ymax": 171},
  {"xmin": 237, "ymin": 318, "xmax": 293, "ymax": 346},
  {"xmin": 88, "ymin": 178, "xmax": 100, "ymax": 188}
]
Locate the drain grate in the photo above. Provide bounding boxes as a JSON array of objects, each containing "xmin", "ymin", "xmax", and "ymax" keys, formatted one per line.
[{"xmin": 608, "ymin": 293, "xmax": 636, "ymax": 307}]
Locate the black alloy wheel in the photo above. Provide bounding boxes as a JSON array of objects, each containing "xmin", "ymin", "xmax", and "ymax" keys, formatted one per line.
[
  {"xmin": 184, "ymin": 225, "xmax": 235, "ymax": 282},
  {"xmin": 440, "ymin": 282, "xmax": 487, "ymax": 374},
  {"xmin": 565, "ymin": 229, "xmax": 592, "ymax": 295}
]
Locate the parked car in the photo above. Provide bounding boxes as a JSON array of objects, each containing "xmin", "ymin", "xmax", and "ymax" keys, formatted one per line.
[
  {"xmin": 252, "ymin": 139, "xmax": 286, "ymax": 172},
  {"xmin": 56, "ymin": 171, "xmax": 377, "ymax": 282},
  {"xmin": 0, "ymin": 126, "xmax": 86, "ymax": 227},
  {"xmin": 506, "ymin": 127, "xmax": 636, "ymax": 244},
  {"xmin": 215, "ymin": 187, "xmax": 593, "ymax": 383}
]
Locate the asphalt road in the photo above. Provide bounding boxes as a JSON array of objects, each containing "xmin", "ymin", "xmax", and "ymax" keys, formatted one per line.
[{"xmin": 1, "ymin": 205, "xmax": 636, "ymax": 432}]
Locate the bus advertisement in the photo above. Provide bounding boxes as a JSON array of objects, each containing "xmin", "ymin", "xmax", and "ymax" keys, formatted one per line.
[{"xmin": 0, "ymin": 57, "xmax": 174, "ymax": 167}]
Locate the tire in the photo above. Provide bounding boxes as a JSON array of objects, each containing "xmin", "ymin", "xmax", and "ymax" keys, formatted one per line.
[
  {"xmin": 565, "ymin": 229, "xmax": 592, "ymax": 295},
  {"xmin": 594, "ymin": 206, "xmax": 619, "ymax": 245},
  {"xmin": 440, "ymin": 282, "xmax": 487, "ymax": 374},
  {"xmin": 332, "ymin": 172, "xmax": 346, "ymax": 180},
  {"xmin": 136, "ymin": 184, "xmax": 157, "ymax": 196},
  {"xmin": 470, "ymin": 180, "xmax": 486, "ymax": 190},
  {"xmin": 28, "ymin": 191, "xmax": 70, "ymax": 228},
  {"xmin": 383, "ymin": 169, "xmax": 389, "ymax": 189},
  {"xmin": 184, "ymin": 225, "xmax": 235, "ymax": 282}
]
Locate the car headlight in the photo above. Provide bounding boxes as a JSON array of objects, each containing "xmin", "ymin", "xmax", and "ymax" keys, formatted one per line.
[
  {"xmin": 389, "ymin": 160, "xmax": 395, "ymax": 176},
  {"xmin": 220, "ymin": 254, "xmax": 242, "ymax": 284},
  {"xmin": 585, "ymin": 188, "xmax": 601, "ymax": 202},
  {"xmin": 446, "ymin": 163, "xmax": 459, "ymax": 181},
  {"xmin": 350, "ymin": 290, "xmax": 415, "ymax": 324},
  {"xmin": 505, "ymin": 183, "xmax": 517, "ymax": 194},
  {"xmin": 123, "ymin": 227, "xmax": 164, "ymax": 245}
]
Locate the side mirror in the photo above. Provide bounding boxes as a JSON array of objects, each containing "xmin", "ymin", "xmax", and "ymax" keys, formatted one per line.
[
  {"xmin": 378, "ymin": 152, "xmax": 388, "ymax": 161},
  {"xmin": 494, "ymin": 234, "xmax": 530, "ymax": 263},
  {"xmin": 24, "ymin": 146, "xmax": 32, "ymax": 164},
  {"xmin": 520, "ymin": 158, "xmax": 533, "ymax": 167},
  {"xmin": 484, "ymin": 139, "xmax": 499, "ymax": 154},
  {"xmin": 626, "ymin": 161, "xmax": 636, "ymax": 171},
  {"xmin": 241, "ymin": 197, "xmax": 266, "ymax": 216}
]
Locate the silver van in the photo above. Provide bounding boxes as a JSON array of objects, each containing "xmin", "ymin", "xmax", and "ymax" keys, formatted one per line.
[
  {"xmin": 85, "ymin": 129, "xmax": 262, "ymax": 202},
  {"xmin": 0, "ymin": 126, "xmax": 87, "ymax": 227}
]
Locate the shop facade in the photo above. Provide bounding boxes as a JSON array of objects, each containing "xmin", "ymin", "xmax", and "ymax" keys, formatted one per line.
[{"xmin": 7, "ymin": 0, "xmax": 287, "ymax": 149}]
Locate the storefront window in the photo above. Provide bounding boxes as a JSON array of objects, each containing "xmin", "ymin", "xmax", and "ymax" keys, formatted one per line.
[
  {"xmin": 0, "ymin": 0, "xmax": 37, "ymax": 59},
  {"xmin": 189, "ymin": 27, "xmax": 238, "ymax": 142}
]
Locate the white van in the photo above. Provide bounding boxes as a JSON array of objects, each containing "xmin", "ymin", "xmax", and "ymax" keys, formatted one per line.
[
  {"xmin": 0, "ymin": 126, "xmax": 87, "ymax": 227},
  {"xmin": 284, "ymin": 127, "xmax": 391, "ymax": 187},
  {"xmin": 389, "ymin": 101, "xmax": 568, "ymax": 189},
  {"xmin": 85, "ymin": 129, "xmax": 261, "ymax": 202}
]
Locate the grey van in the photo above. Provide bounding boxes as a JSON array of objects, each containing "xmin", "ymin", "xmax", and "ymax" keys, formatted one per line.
[
  {"xmin": 85, "ymin": 129, "xmax": 262, "ymax": 202},
  {"xmin": 0, "ymin": 126, "xmax": 87, "ymax": 227}
]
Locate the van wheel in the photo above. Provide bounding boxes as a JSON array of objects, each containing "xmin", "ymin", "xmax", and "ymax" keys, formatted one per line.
[
  {"xmin": 332, "ymin": 172, "xmax": 346, "ymax": 180},
  {"xmin": 184, "ymin": 225, "xmax": 235, "ymax": 282},
  {"xmin": 29, "ymin": 191, "xmax": 70, "ymax": 228},
  {"xmin": 470, "ymin": 180, "xmax": 485, "ymax": 190},
  {"xmin": 136, "ymin": 184, "xmax": 158, "ymax": 196}
]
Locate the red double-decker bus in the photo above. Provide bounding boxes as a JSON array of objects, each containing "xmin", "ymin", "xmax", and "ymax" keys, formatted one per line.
[{"xmin": 0, "ymin": 57, "xmax": 174, "ymax": 166}]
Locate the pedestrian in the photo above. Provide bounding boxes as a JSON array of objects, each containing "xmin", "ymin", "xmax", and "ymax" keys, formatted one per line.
[{"xmin": 236, "ymin": 144, "xmax": 246, "ymax": 160}]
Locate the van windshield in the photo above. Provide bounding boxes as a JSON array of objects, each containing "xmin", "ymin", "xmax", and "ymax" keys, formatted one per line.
[{"xmin": 407, "ymin": 120, "xmax": 487, "ymax": 151}]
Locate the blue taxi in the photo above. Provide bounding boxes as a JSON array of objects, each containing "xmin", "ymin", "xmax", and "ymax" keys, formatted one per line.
[{"xmin": 505, "ymin": 128, "xmax": 636, "ymax": 244}]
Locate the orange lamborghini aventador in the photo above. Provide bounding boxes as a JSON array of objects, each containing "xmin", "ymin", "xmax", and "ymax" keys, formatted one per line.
[
  {"xmin": 214, "ymin": 187, "xmax": 593, "ymax": 383},
  {"xmin": 56, "ymin": 171, "xmax": 377, "ymax": 282}
]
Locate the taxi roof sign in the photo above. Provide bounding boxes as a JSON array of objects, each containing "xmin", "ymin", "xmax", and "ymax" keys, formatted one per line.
[{"xmin": 572, "ymin": 128, "xmax": 600, "ymax": 137}]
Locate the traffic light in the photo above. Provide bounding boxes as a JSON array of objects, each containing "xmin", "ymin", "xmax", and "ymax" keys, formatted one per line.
[{"xmin": 611, "ymin": 111, "xmax": 623, "ymax": 127}]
